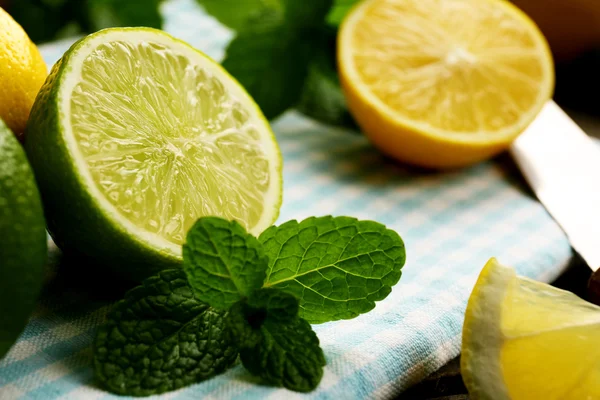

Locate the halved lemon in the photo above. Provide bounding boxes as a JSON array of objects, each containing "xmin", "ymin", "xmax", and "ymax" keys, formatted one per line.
[
  {"xmin": 26, "ymin": 28, "xmax": 282, "ymax": 281},
  {"xmin": 338, "ymin": 0, "xmax": 554, "ymax": 168},
  {"xmin": 461, "ymin": 258, "xmax": 600, "ymax": 399}
]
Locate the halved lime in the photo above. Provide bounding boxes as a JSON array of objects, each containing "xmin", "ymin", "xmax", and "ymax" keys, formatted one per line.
[{"xmin": 26, "ymin": 28, "xmax": 282, "ymax": 281}]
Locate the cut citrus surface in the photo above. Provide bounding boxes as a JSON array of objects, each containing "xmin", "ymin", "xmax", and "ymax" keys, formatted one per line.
[
  {"xmin": 338, "ymin": 0, "xmax": 554, "ymax": 168},
  {"xmin": 461, "ymin": 258, "xmax": 600, "ymax": 400},
  {"xmin": 26, "ymin": 28, "xmax": 282, "ymax": 281}
]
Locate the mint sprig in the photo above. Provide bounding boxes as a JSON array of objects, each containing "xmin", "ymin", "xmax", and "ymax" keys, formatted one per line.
[
  {"xmin": 198, "ymin": 0, "xmax": 359, "ymax": 127},
  {"xmin": 220, "ymin": 0, "xmax": 334, "ymax": 120},
  {"xmin": 95, "ymin": 216, "xmax": 405, "ymax": 395}
]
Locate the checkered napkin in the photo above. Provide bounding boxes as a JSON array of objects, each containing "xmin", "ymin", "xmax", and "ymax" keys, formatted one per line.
[{"xmin": 0, "ymin": 0, "xmax": 572, "ymax": 398}]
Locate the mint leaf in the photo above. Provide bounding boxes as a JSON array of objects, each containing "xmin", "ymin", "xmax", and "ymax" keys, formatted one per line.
[
  {"xmin": 183, "ymin": 217, "xmax": 268, "ymax": 309},
  {"xmin": 228, "ymin": 289, "xmax": 325, "ymax": 392},
  {"xmin": 239, "ymin": 317, "xmax": 325, "ymax": 392},
  {"xmin": 327, "ymin": 0, "xmax": 360, "ymax": 26},
  {"xmin": 228, "ymin": 288, "xmax": 299, "ymax": 349},
  {"xmin": 221, "ymin": 0, "xmax": 334, "ymax": 120},
  {"xmin": 5, "ymin": 0, "xmax": 83, "ymax": 43},
  {"xmin": 247, "ymin": 288, "xmax": 299, "ymax": 322},
  {"xmin": 282, "ymin": 0, "xmax": 334, "ymax": 29},
  {"xmin": 196, "ymin": 0, "xmax": 282, "ymax": 30},
  {"xmin": 6, "ymin": 0, "xmax": 163, "ymax": 44},
  {"xmin": 260, "ymin": 216, "xmax": 406, "ymax": 323},
  {"xmin": 296, "ymin": 27, "xmax": 358, "ymax": 129},
  {"xmin": 94, "ymin": 269, "xmax": 238, "ymax": 396},
  {"xmin": 86, "ymin": 0, "xmax": 163, "ymax": 31}
]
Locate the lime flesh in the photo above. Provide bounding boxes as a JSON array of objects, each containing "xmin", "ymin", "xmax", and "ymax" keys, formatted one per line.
[
  {"xmin": 26, "ymin": 28, "xmax": 282, "ymax": 280},
  {"xmin": 72, "ymin": 39, "xmax": 276, "ymax": 245}
]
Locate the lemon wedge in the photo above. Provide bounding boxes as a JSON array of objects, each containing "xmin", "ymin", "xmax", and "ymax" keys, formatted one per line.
[{"xmin": 461, "ymin": 258, "xmax": 600, "ymax": 399}]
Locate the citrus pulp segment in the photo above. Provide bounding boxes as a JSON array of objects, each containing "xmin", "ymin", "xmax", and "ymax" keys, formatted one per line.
[
  {"xmin": 338, "ymin": 0, "xmax": 554, "ymax": 168},
  {"xmin": 461, "ymin": 258, "xmax": 600, "ymax": 400},
  {"xmin": 26, "ymin": 28, "xmax": 282, "ymax": 281}
]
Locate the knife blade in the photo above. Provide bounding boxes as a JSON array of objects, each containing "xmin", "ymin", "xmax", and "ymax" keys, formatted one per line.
[{"xmin": 510, "ymin": 101, "xmax": 600, "ymax": 303}]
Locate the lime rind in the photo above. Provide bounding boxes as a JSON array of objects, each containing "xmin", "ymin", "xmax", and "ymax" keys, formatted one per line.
[
  {"xmin": 26, "ymin": 28, "xmax": 282, "ymax": 281},
  {"xmin": 0, "ymin": 119, "xmax": 47, "ymax": 359}
]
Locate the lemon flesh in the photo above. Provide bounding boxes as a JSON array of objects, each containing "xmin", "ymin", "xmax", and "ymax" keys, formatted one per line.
[
  {"xmin": 338, "ymin": 0, "xmax": 554, "ymax": 168},
  {"xmin": 461, "ymin": 258, "xmax": 600, "ymax": 400},
  {"xmin": 26, "ymin": 28, "xmax": 282, "ymax": 280}
]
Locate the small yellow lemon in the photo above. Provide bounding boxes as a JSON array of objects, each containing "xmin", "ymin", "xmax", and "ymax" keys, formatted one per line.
[{"xmin": 0, "ymin": 8, "xmax": 47, "ymax": 138}]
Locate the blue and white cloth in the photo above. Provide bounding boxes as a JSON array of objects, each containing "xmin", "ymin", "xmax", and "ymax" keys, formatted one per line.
[{"xmin": 0, "ymin": 0, "xmax": 572, "ymax": 398}]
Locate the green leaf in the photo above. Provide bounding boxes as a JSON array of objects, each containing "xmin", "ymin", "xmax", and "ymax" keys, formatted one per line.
[
  {"xmin": 6, "ymin": 0, "xmax": 80, "ymax": 43},
  {"xmin": 260, "ymin": 216, "xmax": 406, "ymax": 323},
  {"xmin": 239, "ymin": 317, "xmax": 325, "ymax": 392},
  {"xmin": 195, "ymin": 0, "xmax": 282, "ymax": 31},
  {"xmin": 326, "ymin": 0, "xmax": 360, "ymax": 26},
  {"xmin": 183, "ymin": 217, "xmax": 268, "ymax": 309},
  {"xmin": 296, "ymin": 27, "xmax": 358, "ymax": 130},
  {"xmin": 227, "ymin": 288, "xmax": 299, "ymax": 349},
  {"xmin": 94, "ymin": 269, "xmax": 238, "ymax": 396},
  {"xmin": 247, "ymin": 287, "xmax": 299, "ymax": 322},
  {"xmin": 282, "ymin": 0, "xmax": 334, "ymax": 29},
  {"xmin": 5, "ymin": 0, "xmax": 163, "ymax": 43},
  {"xmin": 86, "ymin": 0, "xmax": 163, "ymax": 31},
  {"xmin": 221, "ymin": 0, "xmax": 334, "ymax": 120},
  {"xmin": 227, "ymin": 288, "xmax": 324, "ymax": 392}
]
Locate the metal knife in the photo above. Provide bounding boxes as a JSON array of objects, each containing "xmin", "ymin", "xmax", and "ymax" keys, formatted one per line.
[{"xmin": 510, "ymin": 100, "xmax": 600, "ymax": 304}]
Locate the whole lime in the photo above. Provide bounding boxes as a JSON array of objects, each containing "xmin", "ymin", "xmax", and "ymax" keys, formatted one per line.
[{"xmin": 0, "ymin": 119, "xmax": 47, "ymax": 359}]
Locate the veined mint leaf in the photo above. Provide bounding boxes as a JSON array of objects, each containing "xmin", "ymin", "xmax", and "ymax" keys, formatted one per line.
[
  {"xmin": 221, "ymin": 0, "xmax": 334, "ymax": 120},
  {"xmin": 196, "ymin": 0, "xmax": 282, "ymax": 31},
  {"xmin": 227, "ymin": 288, "xmax": 325, "ymax": 392},
  {"xmin": 94, "ymin": 269, "xmax": 238, "ymax": 396},
  {"xmin": 240, "ymin": 317, "xmax": 325, "ymax": 392},
  {"xmin": 327, "ymin": 0, "xmax": 360, "ymax": 26},
  {"xmin": 260, "ymin": 216, "xmax": 406, "ymax": 323},
  {"xmin": 183, "ymin": 217, "xmax": 268, "ymax": 309}
]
